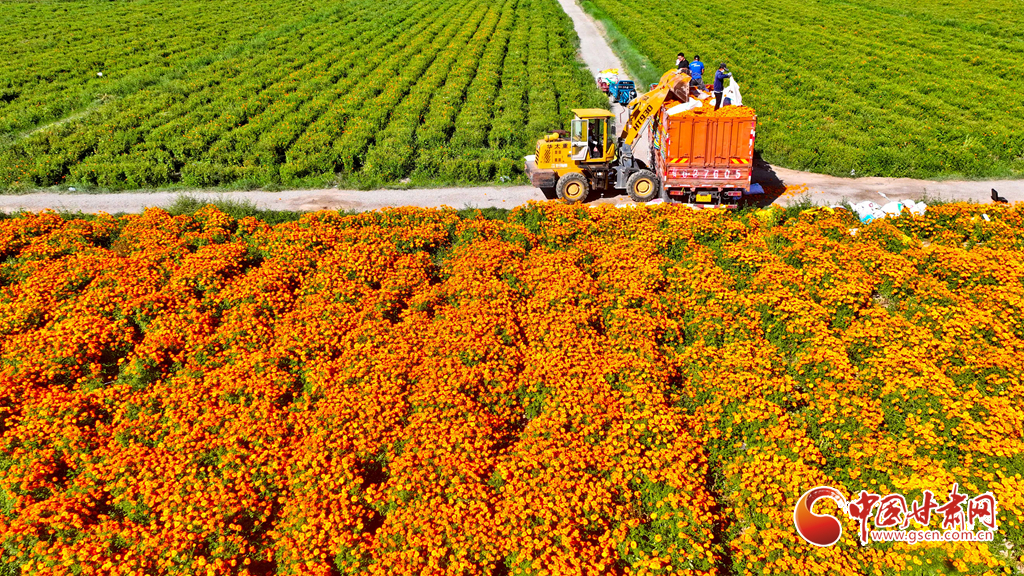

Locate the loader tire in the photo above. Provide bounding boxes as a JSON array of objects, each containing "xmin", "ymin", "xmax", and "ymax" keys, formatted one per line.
[
  {"xmin": 556, "ymin": 172, "xmax": 590, "ymax": 204},
  {"xmin": 626, "ymin": 169, "xmax": 659, "ymax": 202}
]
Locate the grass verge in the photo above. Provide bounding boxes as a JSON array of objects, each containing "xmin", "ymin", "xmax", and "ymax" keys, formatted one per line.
[
  {"xmin": 164, "ymin": 195, "xmax": 310, "ymax": 224},
  {"xmin": 0, "ymin": 195, "xmax": 512, "ymax": 225}
]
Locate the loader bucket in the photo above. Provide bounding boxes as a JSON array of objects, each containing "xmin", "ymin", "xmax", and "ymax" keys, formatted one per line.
[{"xmin": 666, "ymin": 74, "xmax": 690, "ymax": 103}]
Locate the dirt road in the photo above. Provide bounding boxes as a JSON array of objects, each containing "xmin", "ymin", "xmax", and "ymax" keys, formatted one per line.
[
  {"xmin": 0, "ymin": 186, "xmax": 544, "ymax": 214},
  {"xmin": 0, "ymin": 0, "xmax": 1019, "ymax": 215}
]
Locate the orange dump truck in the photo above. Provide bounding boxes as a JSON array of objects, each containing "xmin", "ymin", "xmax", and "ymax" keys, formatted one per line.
[{"xmin": 649, "ymin": 103, "xmax": 763, "ymax": 208}]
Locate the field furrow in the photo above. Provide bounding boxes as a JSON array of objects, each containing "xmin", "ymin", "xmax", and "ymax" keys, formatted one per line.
[{"xmin": 0, "ymin": 0, "xmax": 607, "ymax": 191}]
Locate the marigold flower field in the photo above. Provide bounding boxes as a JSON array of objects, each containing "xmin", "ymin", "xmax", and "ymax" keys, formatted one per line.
[
  {"xmin": 0, "ymin": 0, "xmax": 605, "ymax": 191},
  {"xmin": 581, "ymin": 0, "xmax": 1024, "ymax": 179},
  {"xmin": 0, "ymin": 202, "xmax": 1021, "ymax": 575}
]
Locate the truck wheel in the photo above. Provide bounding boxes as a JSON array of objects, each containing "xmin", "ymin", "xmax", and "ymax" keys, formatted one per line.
[
  {"xmin": 626, "ymin": 169, "xmax": 659, "ymax": 202},
  {"xmin": 556, "ymin": 173, "xmax": 590, "ymax": 204}
]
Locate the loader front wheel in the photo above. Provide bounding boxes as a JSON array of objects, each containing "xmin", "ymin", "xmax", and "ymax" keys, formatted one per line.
[
  {"xmin": 626, "ymin": 169, "xmax": 659, "ymax": 202},
  {"xmin": 556, "ymin": 172, "xmax": 590, "ymax": 204}
]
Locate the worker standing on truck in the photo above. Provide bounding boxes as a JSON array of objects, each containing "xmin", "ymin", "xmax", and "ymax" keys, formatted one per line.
[
  {"xmin": 688, "ymin": 56, "xmax": 705, "ymax": 85},
  {"xmin": 714, "ymin": 63, "xmax": 733, "ymax": 110},
  {"xmin": 676, "ymin": 53, "xmax": 690, "ymax": 72}
]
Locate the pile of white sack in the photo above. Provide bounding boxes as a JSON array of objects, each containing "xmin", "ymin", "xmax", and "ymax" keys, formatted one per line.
[{"xmin": 850, "ymin": 200, "xmax": 927, "ymax": 224}]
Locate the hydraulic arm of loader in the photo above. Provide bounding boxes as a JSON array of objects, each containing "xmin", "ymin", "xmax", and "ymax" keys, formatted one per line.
[{"xmin": 619, "ymin": 70, "xmax": 691, "ymax": 146}]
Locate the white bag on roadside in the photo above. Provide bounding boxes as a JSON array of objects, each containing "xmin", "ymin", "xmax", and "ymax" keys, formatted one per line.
[
  {"xmin": 852, "ymin": 199, "xmax": 927, "ymax": 223},
  {"xmin": 880, "ymin": 201, "xmax": 907, "ymax": 217},
  {"xmin": 852, "ymin": 201, "xmax": 884, "ymax": 223}
]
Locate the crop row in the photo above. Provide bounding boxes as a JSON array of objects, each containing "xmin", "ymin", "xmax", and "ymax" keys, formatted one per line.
[
  {"xmin": 0, "ymin": 0, "xmax": 606, "ymax": 191},
  {"xmin": 1, "ymin": 0, "xmax": 388, "ymax": 189},
  {"xmin": 0, "ymin": 0, "xmax": 331, "ymax": 134}
]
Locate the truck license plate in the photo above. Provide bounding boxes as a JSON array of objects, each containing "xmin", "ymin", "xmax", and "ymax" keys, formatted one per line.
[{"xmin": 696, "ymin": 193, "xmax": 713, "ymax": 203}]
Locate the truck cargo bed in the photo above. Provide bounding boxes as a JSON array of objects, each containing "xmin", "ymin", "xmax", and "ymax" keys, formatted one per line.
[{"xmin": 650, "ymin": 108, "xmax": 756, "ymax": 195}]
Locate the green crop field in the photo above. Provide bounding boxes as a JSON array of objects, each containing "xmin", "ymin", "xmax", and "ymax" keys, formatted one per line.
[
  {"xmin": 0, "ymin": 0, "xmax": 605, "ymax": 192},
  {"xmin": 583, "ymin": 0, "xmax": 1024, "ymax": 179}
]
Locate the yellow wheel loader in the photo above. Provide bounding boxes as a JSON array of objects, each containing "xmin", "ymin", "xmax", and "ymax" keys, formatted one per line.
[{"xmin": 524, "ymin": 69, "xmax": 691, "ymax": 204}]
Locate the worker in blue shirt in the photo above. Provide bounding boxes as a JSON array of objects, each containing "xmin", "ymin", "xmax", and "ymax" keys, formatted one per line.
[
  {"xmin": 714, "ymin": 63, "xmax": 733, "ymax": 110},
  {"xmin": 688, "ymin": 56, "xmax": 705, "ymax": 85}
]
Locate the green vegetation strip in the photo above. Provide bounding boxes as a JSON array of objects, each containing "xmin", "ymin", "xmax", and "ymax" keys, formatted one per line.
[
  {"xmin": 578, "ymin": 0, "xmax": 1024, "ymax": 180},
  {"xmin": 0, "ymin": 0, "xmax": 606, "ymax": 193}
]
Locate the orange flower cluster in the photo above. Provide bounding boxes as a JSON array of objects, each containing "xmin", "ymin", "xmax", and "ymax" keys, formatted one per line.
[
  {"xmin": 670, "ymin": 100, "xmax": 753, "ymax": 119},
  {"xmin": 0, "ymin": 202, "xmax": 1021, "ymax": 575},
  {"xmin": 708, "ymin": 105, "xmax": 755, "ymax": 119}
]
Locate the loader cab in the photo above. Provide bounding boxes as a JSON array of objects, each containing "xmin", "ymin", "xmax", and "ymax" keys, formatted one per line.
[{"xmin": 570, "ymin": 109, "xmax": 616, "ymax": 163}]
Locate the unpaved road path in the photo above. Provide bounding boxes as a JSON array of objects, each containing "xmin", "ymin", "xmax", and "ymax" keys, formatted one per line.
[
  {"xmin": 0, "ymin": 0, "xmax": 1019, "ymax": 215},
  {"xmin": 0, "ymin": 186, "xmax": 542, "ymax": 214}
]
